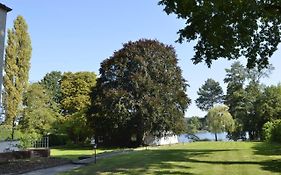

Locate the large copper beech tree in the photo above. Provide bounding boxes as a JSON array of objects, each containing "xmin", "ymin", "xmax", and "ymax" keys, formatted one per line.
[{"xmin": 88, "ymin": 39, "xmax": 191, "ymax": 147}]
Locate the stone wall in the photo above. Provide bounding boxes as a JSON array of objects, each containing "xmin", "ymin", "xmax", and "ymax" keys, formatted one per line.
[{"xmin": 0, "ymin": 149, "xmax": 50, "ymax": 163}]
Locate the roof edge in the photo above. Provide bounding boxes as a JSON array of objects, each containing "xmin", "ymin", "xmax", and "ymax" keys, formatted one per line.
[{"xmin": 0, "ymin": 3, "xmax": 12, "ymax": 12}]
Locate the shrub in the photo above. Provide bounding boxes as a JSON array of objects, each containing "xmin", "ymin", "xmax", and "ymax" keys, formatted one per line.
[
  {"xmin": 49, "ymin": 134, "xmax": 69, "ymax": 147},
  {"xmin": 0, "ymin": 125, "xmax": 21, "ymax": 141},
  {"xmin": 262, "ymin": 119, "xmax": 281, "ymax": 143},
  {"xmin": 18, "ymin": 131, "xmax": 41, "ymax": 149}
]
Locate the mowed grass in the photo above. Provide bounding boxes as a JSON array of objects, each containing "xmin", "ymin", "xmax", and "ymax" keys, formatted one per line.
[
  {"xmin": 61, "ymin": 142, "xmax": 281, "ymax": 175},
  {"xmin": 51, "ymin": 147, "xmax": 113, "ymax": 160}
]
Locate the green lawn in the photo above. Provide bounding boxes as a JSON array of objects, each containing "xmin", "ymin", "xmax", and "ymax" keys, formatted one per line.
[
  {"xmin": 61, "ymin": 142, "xmax": 281, "ymax": 175},
  {"xmin": 51, "ymin": 147, "xmax": 114, "ymax": 160}
]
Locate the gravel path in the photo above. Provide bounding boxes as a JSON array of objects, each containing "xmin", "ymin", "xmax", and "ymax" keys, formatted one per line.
[{"xmin": 20, "ymin": 164, "xmax": 83, "ymax": 175}]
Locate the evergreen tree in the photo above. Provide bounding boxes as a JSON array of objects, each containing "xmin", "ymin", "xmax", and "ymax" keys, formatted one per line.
[
  {"xmin": 224, "ymin": 62, "xmax": 247, "ymax": 117},
  {"xmin": 224, "ymin": 61, "xmax": 273, "ymax": 140},
  {"xmin": 3, "ymin": 16, "xmax": 32, "ymax": 139},
  {"xmin": 195, "ymin": 78, "xmax": 224, "ymax": 111}
]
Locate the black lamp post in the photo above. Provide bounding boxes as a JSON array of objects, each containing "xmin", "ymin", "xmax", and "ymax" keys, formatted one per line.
[
  {"xmin": 91, "ymin": 138, "xmax": 97, "ymax": 164},
  {"xmin": 94, "ymin": 143, "xmax": 97, "ymax": 164}
]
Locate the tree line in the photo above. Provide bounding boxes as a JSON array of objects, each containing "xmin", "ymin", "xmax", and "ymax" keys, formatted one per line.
[
  {"xmin": 2, "ymin": 1, "xmax": 281, "ymax": 147},
  {"xmin": 1, "ymin": 16, "xmax": 190, "ymax": 147},
  {"xmin": 188, "ymin": 61, "xmax": 281, "ymax": 142}
]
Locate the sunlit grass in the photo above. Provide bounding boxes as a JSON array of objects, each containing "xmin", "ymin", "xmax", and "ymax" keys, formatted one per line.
[
  {"xmin": 51, "ymin": 147, "xmax": 113, "ymax": 160},
  {"xmin": 61, "ymin": 142, "xmax": 281, "ymax": 175}
]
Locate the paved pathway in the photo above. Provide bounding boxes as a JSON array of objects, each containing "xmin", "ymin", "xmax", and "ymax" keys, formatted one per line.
[
  {"xmin": 20, "ymin": 164, "xmax": 83, "ymax": 175},
  {"xmin": 21, "ymin": 149, "xmax": 133, "ymax": 175}
]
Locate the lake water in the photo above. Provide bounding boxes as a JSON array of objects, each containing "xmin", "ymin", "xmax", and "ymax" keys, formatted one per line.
[{"xmin": 178, "ymin": 132, "xmax": 229, "ymax": 143}]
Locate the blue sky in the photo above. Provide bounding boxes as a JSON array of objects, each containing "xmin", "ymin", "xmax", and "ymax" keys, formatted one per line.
[{"xmin": 1, "ymin": 0, "xmax": 281, "ymax": 117}]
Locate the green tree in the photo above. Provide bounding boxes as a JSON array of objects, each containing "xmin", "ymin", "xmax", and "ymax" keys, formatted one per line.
[
  {"xmin": 20, "ymin": 83, "xmax": 58, "ymax": 136},
  {"xmin": 243, "ymin": 82, "xmax": 263, "ymax": 140},
  {"xmin": 3, "ymin": 16, "xmax": 32, "ymax": 139},
  {"xmin": 207, "ymin": 105, "xmax": 235, "ymax": 141},
  {"xmin": 60, "ymin": 71, "xmax": 97, "ymax": 144},
  {"xmin": 247, "ymin": 64, "xmax": 275, "ymax": 84},
  {"xmin": 256, "ymin": 84, "xmax": 281, "ymax": 122},
  {"xmin": 224, "ymin": 62, "xmax": 247, "ymax": 140},
  {"xmin": 40, "ymin": 71, "xmax": 62, "ymax": 104},
  {"xmin": 195, "ymin": 78, "xmax": 224, "ymax": 111},
  {"xmin": 224, "ymin": 61, "xmax": 273, "ymax": 140},
  {"xmin": 242, "ymin": 65, "xmax": 273, "ymax": 140},
  {"xmin": 262, "ymin": 119, "xmax": 281, "ymax": 143},
  {"xmin": 186, "ymin": 116, "xmax": 201, "ymax": 134},
  {"xmin": 89, "ymin": 39, "xmax": 191, "ymax": 147},
  {"xmin": 159, "ymin": 0, "xmax": 281, "ymax": 69}
]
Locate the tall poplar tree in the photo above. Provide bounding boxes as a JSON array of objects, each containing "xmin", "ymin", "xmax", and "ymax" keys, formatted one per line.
[{"xmin": 3, "ymin": 16, "xmax": 32, "ymax": 138}]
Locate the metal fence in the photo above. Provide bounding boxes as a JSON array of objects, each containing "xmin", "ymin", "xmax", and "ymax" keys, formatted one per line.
[{"xmin": 31, "ymin": 136, "xmax": 49, "ymax": 148}]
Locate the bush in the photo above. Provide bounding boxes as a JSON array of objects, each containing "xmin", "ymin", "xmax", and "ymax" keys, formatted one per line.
[
  {"xmin": 262, "ymin": 119, "xmax": 281, "ymax": 143},
  {"xmin": 18, "ymin": 132, "xmax": 41, "ymax": 149},
  {"xmin": 49, "ymin": 134, "xmax": 70, "ymax": 147},
  {"xmin": 0, "ymin": 125, "xmax": 21, "ymax": 141}
]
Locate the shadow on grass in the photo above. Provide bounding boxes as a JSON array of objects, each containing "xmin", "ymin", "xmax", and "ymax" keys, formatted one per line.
[
  {"xmin": 252, "ymin": 142, "xmax": 281, "ymax": 173},
  {"xmin": 253, "ymin": 142, "xmax": 281, "ymax": 156},
  {"xmin": 63, "ymin": 148, "xmax": 235, "ymax": 175}
]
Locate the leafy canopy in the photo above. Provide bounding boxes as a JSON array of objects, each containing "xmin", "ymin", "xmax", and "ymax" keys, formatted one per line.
[
  {"xmin": 40, "ymin": 71, "xmax": 63, "ymax": 104},
  {"xmin": 207, "ymin": 105, "xmax": 235, "ymax": 140},
  {"xmin": 21, "ymin": 83, "xmax": 57, "ymax": 136},
  {"xmin": 89, "ymin": 39, "xmax": 190, "ymax": 146},
  {"xmin": 159, "ymin": 0, "xmax": 281, "ymax": 69},
  {"xmin": 223, "ymin": 61, "xmax": 274, "ymax": 140},
  {"xmin": 186, "ymin": 116, "xmax": 202, "ymax": 134},
  {"xmin": 61, "ymin": 71, "xmax": 97, "ymax": 114},
  {"xmin": 3, "ymin": 16, "xmax": 32, "ymax": 136},
  {"xmin": 60, "ymin": 71, "xmax": 97, "ymax": 143}
]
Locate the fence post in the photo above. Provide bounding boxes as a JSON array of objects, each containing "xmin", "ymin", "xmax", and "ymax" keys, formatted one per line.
[{"xmin": 47, "ymin": 136, "xmax": 48, "ymax": 148}]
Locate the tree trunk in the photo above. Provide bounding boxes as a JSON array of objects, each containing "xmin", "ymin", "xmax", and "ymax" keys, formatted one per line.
[
  {"xmin": 215, "ymin": 133, "xmax": 218, "ymax": 141},
  {"xmin": 249, "ymin": 131, "xmax": 254, "ymax": 140},
  {"xmin": 136, "ymin": 132, "xmax": 144, "ymax": 147},
  {"xmin": 11, "ymin": 118, "xmax": 16, "ymax": 140}
]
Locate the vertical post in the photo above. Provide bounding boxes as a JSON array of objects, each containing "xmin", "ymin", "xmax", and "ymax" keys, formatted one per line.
[
  {"xmin": 0, "ymin": 4, "xmax": 11, "ymax": 115},
  {"xmin": 46, "ymin": 136, "xmax": 48, "ymax": 148},
  {"xmin": 94, "ymin": 144, "xmax": 97, "ymax": 164},
  {"xmin": 44, "ymin": 137, "xmax": 45, "ymax": 148},
  {"xmin": 91, "ymin": 138, "xmax": 97, "ymax": 164}
]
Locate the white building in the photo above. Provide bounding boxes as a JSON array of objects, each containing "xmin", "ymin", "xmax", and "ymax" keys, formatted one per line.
[
  {"xmin": 144, "ymin": 134, "xmax": 179, "ymax": 146},
  {"xmin": 0, "ymin": 140, "xmax": 19, "ymax": 152}
]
